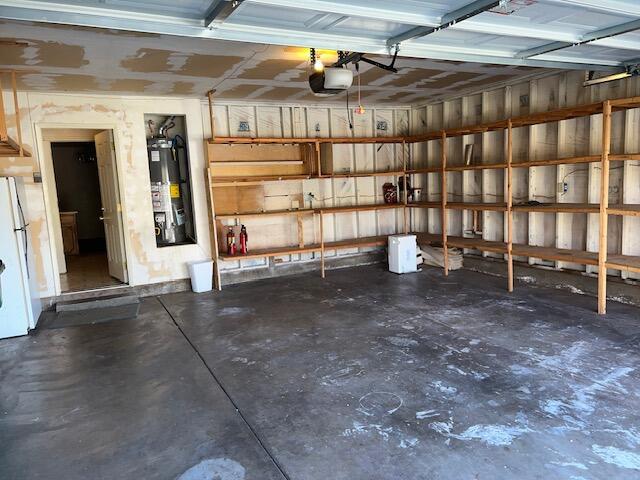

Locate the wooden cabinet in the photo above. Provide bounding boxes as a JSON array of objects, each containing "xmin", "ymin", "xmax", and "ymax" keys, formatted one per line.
[{"xmin": 60, "ymin": 211, "xmax": 79, "ymax": 255}]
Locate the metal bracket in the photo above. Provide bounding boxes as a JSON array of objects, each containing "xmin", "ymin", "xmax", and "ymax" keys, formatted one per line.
[{"xmin": 333, "ymin": 46, "xmax": 399, "ymax": 73}]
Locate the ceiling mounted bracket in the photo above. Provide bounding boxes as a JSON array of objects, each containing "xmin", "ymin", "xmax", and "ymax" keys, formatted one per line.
[{"xmin": 333, "ymin": 46, "xmax": 399, "ymax": 73}]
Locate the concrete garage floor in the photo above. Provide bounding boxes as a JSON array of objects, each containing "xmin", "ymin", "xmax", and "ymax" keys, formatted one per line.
[{"xmin": 1, "ymin": 265, "xmax": 640, "ymax": 479}]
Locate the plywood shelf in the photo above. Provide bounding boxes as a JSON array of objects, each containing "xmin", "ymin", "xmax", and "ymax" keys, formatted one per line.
[
  {"xmin": 512, "ymin": 244, "xmax": 598, "ymax": 266},
  {"xmin": 607, "ymin": 205, "xmax": 640, "ymax": 217},
  {"xmin": 215, "ymin": 208, "xmax": 315, "ymax": 220},
  {"xmin": 606, "ymin": 255, "xmax": 640, "ymax": 274},
  {"xmin": 513, "ymin": 203, "xmax": 599, "ymax": 214},
  {"xmin": 219, "ymin": 244, "xmax": 321, "ymax": 261},
  {"xmin": 218, "ymin": 235, "xmax": 389, "ymax": 261},
  {"xmin": 319, "ymin": 203, "xmax": 404, "ymax": 214},
  {"xmin": 325, "ymin": 170, "xmax": 404, "ymax": 178},
  {"xmin": 416, "ymin": 233, "xmax": 507, "ymax": 254},
  {"xmin": 406, "ymin": 167, "xmax": 440, "ymax": 174},
  {"xmin": 447, "ymin": 202, "xmax": 507, "ymax": 212},
  {"xmin": 209, "ymin": 136, "xmax": 407, "ymax": 145},
  {"xmin": 215, "ymin": 203, "xmax": 406, "ymax": 219},
  {"xmin": 407, "ymin": 202, "xmax": 440, "ymax": 209},
  {"xmin": 406, "ymin": 153, "xmax": 640, "ymax": 174},
  {"xmin": 211, "ymin": 174, "xmax": 314, "ymax": 186}
]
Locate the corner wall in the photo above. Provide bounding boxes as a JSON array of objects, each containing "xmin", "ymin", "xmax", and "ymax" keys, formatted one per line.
[{"xmin": 410, "ymin": 71, "xmax": 640, "ymax": 282}]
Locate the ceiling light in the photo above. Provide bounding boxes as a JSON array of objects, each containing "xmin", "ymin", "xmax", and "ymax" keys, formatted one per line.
[{"xmin": 583, "ymin": 65, "xmax": 638, "ymax": 87}]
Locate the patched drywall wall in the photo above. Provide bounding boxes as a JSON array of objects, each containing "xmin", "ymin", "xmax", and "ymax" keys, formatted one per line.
[
  {"xmin": 2, "ymin": 92, "xmax": 213, "ymax": 297},
  {"xmin": 2, "ymin": 89, "xmax": 411, "ymax": 297}
]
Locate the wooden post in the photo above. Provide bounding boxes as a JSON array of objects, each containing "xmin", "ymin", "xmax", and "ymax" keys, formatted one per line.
[
  {"xmin": 297, "ymin": 213, "xmax": 304, "ymax": 248},
  {"xmin": 441, "ymin": 131, "xmax": 449, "ymax": 276},
  {"xmin": 206, "ymin": 167, "xmax": 222, "ymax": 290},
  {"xmin": 0, "ymin": 73, "xmax": 7, "ymax": 142},
  {"xmin": 598, "ymin": 100, "xmax": 612, "ymax": 315},
  {"xmin": 319, "ymin": 210, "xmax": 325, "ymax": 278},
  {"xmin": 11, "ymin": 71, "xmax": 23, "ymax": 156},
  {"xmin": 207, "ymin": 89, "xmax": 216, "ymax": 141},
  {"xmin": 507, "ymin": 119, "xmax": 514, "ymax": 292},
  {"xmin": 402, "ymin": 140, "xmax": 408, "ymax": 234},
  {"xmin": 315, "ymin": 140, "xmax": 322, "ymax": 177}
]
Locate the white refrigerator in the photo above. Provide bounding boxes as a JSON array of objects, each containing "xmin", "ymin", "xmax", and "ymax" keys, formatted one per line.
[{"xmin": 0, "ymin": 176, "xmax": 41, "ymax": 338}]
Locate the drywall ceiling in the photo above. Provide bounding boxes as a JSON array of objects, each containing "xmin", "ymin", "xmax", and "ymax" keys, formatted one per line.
[
  {"xmin": 0, "ymin": 0, "xmax": 639, "ymax": 71},
  {"xmin": 0, "ymin": 19, "xmax": 554, "ymax": 104}
]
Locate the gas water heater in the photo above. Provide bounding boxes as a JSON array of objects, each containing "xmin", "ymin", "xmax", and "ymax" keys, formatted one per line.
[{"xmin": 147, "ymin": 115, "xmax": 194, "ymax": 246}]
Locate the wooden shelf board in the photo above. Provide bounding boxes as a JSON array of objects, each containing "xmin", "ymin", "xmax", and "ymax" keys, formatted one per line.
[
  {"xmin": 513, "ymin": 203, "xmax": 599, "ymax": 213},
  {"xmin": 512, "ymin": 244, "xmax": 598, "ymax": 266},
  {"xmin": 448, "ymin": 163, "xmax": 506, "ymax": 171},
  {"xmin": 216, "ymin": 208, "xmax": 315, "ymax": 219},
  {"xmin": 209, "ymin": 136, "xmax": 407, "ymax": 145},
  {"xmin": 219, "ymin": 244, "xmax": 321, "ymax": 260},
  {"xmin": 211, "ymin": 174, "xmax": 313, "ymax": 186},
  {"xmin": 408, "ymin": 202, "xmax": 440, "ymax": 209},
  {"xmin": 607, "ymin": 205, "xmax": 640, "ymax": 217},
  {"xmin": 447, "ymin": 202, "xmax": 507, "ymax": 212},
  {"xmin": 211, "ymin": 160, "xmax": 304, "ymax": 166},
  {"xmin": 319, "ymin": 203, "xmax": 405, "ymax": 214},
  {"xmin": 416, "ymin": 232, "xmax": 601, "ymax": 266},
  {"xmin": 416, "ymin": 233, "xmax": 507, "ymax": 254},
  {"xmin": 406, "ymin": 167, "xmax": 440, "ymax": 174},
  {"xmin": 218, "ymin": 235, "xmax": 390, "ymax": 261},
  {"xmin": 325, "ymin": 170, "xmax": 404, "ymax": 178},
  {"xmin": 209, "ymin": 137, "xmax": 318, "ymax": 145},
  {"xmin": 606, "ymin": 254, "xmax": 640, "ymax": 273},
  {"xmin": 325, "ymin": 235, "xmax": 389, "ymax": 250}
]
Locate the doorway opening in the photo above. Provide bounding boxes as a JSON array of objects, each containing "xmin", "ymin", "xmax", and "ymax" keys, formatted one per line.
[{"xmin": 45, "ymin": 129, "xmax": 129, "ymax": 293}]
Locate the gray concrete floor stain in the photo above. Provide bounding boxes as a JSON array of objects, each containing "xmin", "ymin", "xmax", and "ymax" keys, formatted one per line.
[{"xmin": 1, "ymin": 265, "xmax": 639, "ymax": 479}]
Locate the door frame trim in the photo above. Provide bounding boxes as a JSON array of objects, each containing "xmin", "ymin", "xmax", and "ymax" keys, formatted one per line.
[{"xmin": 35, "ymin": 123, "xmax": 132, "ymax": 296}]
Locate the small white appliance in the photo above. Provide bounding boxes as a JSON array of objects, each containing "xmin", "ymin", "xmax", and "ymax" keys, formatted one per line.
[
  {"xmin": 388, "ymin": 234, "xmax": 417, "ymax": 274},
  {"xmin": 0, "ymin": 177, "xmax": 41, "ymax": 338}
]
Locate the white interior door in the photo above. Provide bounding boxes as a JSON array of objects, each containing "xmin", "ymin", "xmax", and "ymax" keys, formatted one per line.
[{"xmin": 95, "ymin": 130, "xmax": 128, "ymax": 283}]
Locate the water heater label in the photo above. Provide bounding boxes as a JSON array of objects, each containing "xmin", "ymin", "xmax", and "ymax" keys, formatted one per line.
[
  {"xmin": 170, "ymin": 184, "xmax": 180, "ymax": 198},
  {"xmin": 151, "ymin": 150, "xmax": 160, "ymax": 162}
]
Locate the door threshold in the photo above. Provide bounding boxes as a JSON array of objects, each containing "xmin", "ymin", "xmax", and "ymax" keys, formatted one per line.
[{"xmin": 60, "ymin": 283, "xmax": 130, "ymax": 297}]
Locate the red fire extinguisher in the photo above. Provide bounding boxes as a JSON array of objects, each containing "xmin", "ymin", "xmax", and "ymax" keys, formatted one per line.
[
  {"xmin": 240, "ymin": 225, "xmax": 248, "ymax": 254},
  {"xmin": 226, "ymin": 227, "xmax": 236, "ymax": 255}
]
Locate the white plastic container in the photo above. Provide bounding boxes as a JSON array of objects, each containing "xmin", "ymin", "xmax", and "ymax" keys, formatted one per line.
[
  {"xmin": 388, "ymin": 234, "xmax": 417, "ymax": 274},
  {"xmin": 188, "ymin": 260, "xmax": 214, "ymax": 293}
]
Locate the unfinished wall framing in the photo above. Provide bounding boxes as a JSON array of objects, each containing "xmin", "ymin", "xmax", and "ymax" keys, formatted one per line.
[
  {"xmin": 204, "ymin": 101, "xmax": 412, "ymax": 289},
  {"xmin": 206, "ymin": 77, "xmax": 640, "ymax": 314}
]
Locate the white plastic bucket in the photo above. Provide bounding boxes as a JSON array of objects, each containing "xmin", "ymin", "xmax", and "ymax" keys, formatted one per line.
[{"xmin": 188, "ymin": 260, "xmax": 214, "ymax": 293}]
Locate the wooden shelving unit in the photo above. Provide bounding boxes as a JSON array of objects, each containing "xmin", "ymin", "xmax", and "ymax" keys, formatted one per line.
[
  {"xmin": 206, "ymin": 95, "xmax": 640, "ymax": 314},
  {"xmin": 0, "ymin": 70, "xmax": 29, "ymax": 160}
]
